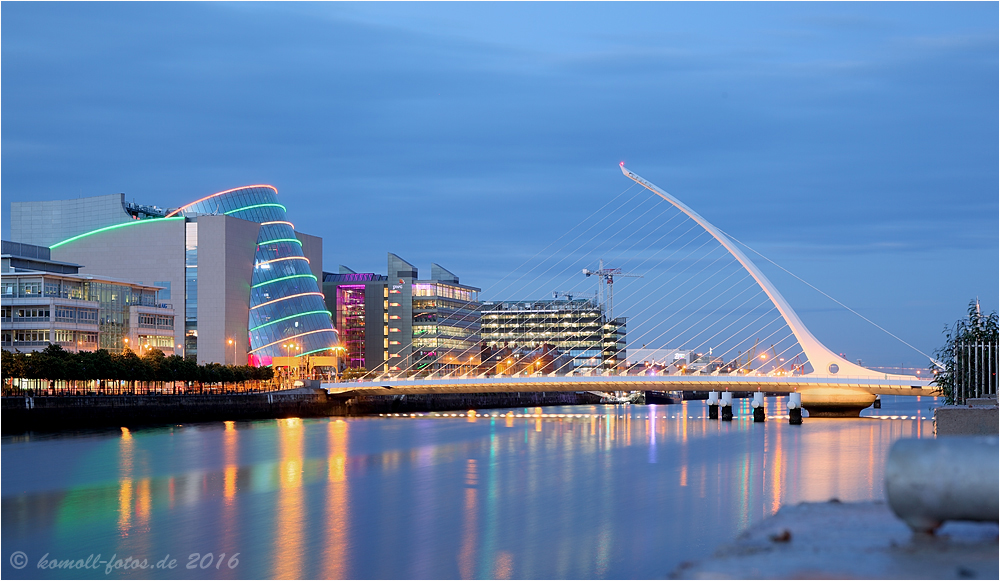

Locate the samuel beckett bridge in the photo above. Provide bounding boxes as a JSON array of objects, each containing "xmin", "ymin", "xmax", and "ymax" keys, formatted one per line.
[{"xmin": 325, "ymin": 165, "xmax": 936, "ymax": 419}]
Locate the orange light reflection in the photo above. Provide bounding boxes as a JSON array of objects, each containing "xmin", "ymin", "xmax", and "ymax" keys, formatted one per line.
[
  {"xmin": 117, "ymin": 427, "xmax": 134, "ymax": 537},
  {"xmin": 323, "ymin": 420, "xmax": 350, "ymax": 579},
  {"xmin": 274, "ymin": 418, "xmax": 304, "ymax": 579}
]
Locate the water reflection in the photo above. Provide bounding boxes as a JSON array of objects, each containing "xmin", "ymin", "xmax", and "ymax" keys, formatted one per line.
[
  {"xmin": 2, "ymin": 397, "xmax": 940, "ymax": 580},
  {"xmin": 458, "ymin": 458, "xmax": 478, "ymax": 579},
  {"xmin": 117, "ymin": 427, "xmax": 133, "ymax": 537},
  {"xmin": 274, "ymin": 418, "xmax": 304, "ymax": 579},
  {"xmin": 323, "ymin": 419, "xmax": 349, "ymax": 579}
]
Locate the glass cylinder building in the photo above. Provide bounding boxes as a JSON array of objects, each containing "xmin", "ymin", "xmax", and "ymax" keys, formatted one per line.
[{"xmin": 168, "ymin": 186, "xmax": 338, "ymax": 364}]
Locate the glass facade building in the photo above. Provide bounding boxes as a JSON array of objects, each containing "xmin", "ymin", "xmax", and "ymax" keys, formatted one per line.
[
  {"xmin": 0, "ymin": 270, "xmax": 174, "ymax": 354},
  {"xmin": 480, "ymin": 297, "xmax": 626, "ymax": 371},
  {"xmin": 410, "ymin": 281, "xmax": 481, "ymax": 372},
  {"xmin": 168, "ymin": 186, "xmax": 337, "ymax": 363},
  {"xmin": 323, "ymin": 256, "xmax": 480, "ymax": 376}
]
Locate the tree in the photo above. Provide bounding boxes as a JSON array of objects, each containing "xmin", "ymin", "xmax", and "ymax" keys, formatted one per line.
[
  {"xmin": 1, "ymin": 350, "xmax": 22, "ymax": 384},
  {"xmin": 931, "ymin": 299, "xmax": 999, "ymax": 404}
]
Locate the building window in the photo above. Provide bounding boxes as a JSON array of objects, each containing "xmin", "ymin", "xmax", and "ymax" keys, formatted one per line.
[
  {"xmin": 18, "ymin": 281, "xmax": 42, "ymax": 296},
  {"xmin": 55, "ymin": 330, "xmax": 76, "ymax": 343},
  {"xmin": 153, "ymin": 281, "xmax": 171, "ymax": 300},
  {"xmin": 13, "ymin": 330, "xmax": 50, "ymax": 344},
  {"xmin": 55, "ymin": 307, "xmax": 75, "ymax": 321},
  {"xmin": 15, "ymin": 308, "xmax": 50, "ymax": 321},
  {"xmin": 139, "ymin": 335, "xmax": 175, "ymax": 348}
]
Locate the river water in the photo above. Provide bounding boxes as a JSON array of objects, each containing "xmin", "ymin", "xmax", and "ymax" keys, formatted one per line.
[{"xmin": 2, "ymin": 396, "xmax": 936, "ymax": 579}]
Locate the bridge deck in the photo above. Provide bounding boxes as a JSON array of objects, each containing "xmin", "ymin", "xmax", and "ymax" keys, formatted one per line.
[{"xmin": 324, "ymin": 374, "xmax": 936, "ymax": 398}]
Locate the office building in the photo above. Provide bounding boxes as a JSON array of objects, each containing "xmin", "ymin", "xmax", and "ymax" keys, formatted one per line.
[
  {"xmin": 9, "ymin": 188, "xmax": 336, "ymax": 365},
  {"xmin": 322, "ymin": 268, "xmax": 389, "ymax": 372},
  {"xmin": 323, "ymin": 253, "xmax": 481, "ymax": 375},
  {"xmin": 1, "ymin": 241, "xmax": 176, "ymax": 354},
  {"xmin": 480, "ymin": 297, "xmax": 626, "ymax": 371}
]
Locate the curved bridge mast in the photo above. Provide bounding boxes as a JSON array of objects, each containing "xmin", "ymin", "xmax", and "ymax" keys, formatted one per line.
[{"xmin": 619, "ymin": 164, "xmax": 915, "ymax": 413}]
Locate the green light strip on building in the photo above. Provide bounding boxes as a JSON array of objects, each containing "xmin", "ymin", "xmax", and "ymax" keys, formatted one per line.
[
  {"xmin": 299, "ymin": 343, "xmax": 339, "ymax": 357},
  {"xmin": 224, "ymin": 203, "xmax": 287, "ymax": 215},
  {"xmin": 250, "ymin": 310, "xmax": 333, "ymax": 332},
  {"xmin": 258, "ymin": 238, "xmax": 303, "ymax": 246},
  {"xmin": 50, "ymin": 217, "xmax": 185, "ymax": 249},
  {"xmin": 251, "ymin": 273, "xmax": 317, "ymax": 289}
]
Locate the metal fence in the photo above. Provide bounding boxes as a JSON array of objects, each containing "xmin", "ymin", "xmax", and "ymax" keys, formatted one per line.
[{"xmin": 954, "ymin": 341, "xmax": 998, "ymax": 404}]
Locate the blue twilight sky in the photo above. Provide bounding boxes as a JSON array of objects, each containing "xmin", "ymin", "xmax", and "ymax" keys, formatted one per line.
[{"xmin": 2, "ymin": 2, "xmax": 997, "ymax": 367}]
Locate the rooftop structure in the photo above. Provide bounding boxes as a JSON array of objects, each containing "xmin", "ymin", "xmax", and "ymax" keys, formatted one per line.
[{"xmin": 1, "ymin": 240, "xmax": 82, "ymax": 275}]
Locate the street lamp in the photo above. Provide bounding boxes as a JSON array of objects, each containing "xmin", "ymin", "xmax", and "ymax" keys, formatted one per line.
[
  {"xmin": 123, "ymin": 337, "xmax": 129, "ymax": 353},
  {"xmin": 281, "ymin": 343, "xmax": 300, "ymax": 381},
  {"xmin": 228, "ymin": 338, "xmax": 236, "ymax": 365}
]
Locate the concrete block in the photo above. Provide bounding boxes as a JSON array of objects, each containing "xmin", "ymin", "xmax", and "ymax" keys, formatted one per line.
[
  {"xmin": 967, "ymin": 397, "xmax": 998, "ymax": 407},
  {"xmin": 934, "ymin": 405, "xmax": 998, "ymax": 436}
]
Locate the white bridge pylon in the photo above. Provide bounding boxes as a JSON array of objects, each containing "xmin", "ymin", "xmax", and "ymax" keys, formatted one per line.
[{"xmin": 619, "ymin": 163, "xmax": 912, "ymax": 382}]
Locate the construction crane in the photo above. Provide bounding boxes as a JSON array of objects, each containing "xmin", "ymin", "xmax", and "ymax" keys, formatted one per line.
[
  {"xmin": 726, "ymin": 338, "xmax": 760, "ymax": 375},
  {"xmin": 582, "ymin": 259, "xmax": 643, "ymax": 320}
]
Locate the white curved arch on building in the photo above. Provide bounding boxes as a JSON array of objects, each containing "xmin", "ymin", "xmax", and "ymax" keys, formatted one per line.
[{"xmin": 620, "ymin": 164, "xmax": 912, "ymax": 380}]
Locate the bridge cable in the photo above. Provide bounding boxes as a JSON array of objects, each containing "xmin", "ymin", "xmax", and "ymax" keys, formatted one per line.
[{"xmin": 721, "ymin": 229, "xmax": 937, "ymax": 363}]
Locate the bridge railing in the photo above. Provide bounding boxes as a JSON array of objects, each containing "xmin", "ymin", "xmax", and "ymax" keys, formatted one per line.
[
  {"xmin": 953, "ymin": 341, "xmax": 998, "ymax": 404},
  {"xmin": 329, "ymin": 366, "xmax": 929, "ymax": 384}
]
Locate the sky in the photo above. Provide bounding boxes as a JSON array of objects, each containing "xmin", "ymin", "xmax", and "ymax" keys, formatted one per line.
[{"xmin": 2, "ymin": 2, "xmax": 997, "ymax": 368}]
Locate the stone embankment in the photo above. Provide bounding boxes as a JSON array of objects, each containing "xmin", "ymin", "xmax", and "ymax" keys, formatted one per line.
[
  {"xmin": 934, "ymin": 396, "xmax": 998, "ymax": 435},
  {"xmin": 1, "ymin": 389, "xmax": 603, "ymax": 433}
]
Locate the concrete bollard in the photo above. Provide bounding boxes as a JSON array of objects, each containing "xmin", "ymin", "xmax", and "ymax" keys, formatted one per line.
[
  {"xmin": 752, "ymin": 392, "xmax": 765, "ymax": 422},
  {"xmin": 721, "ymin": 392, "xmax": 733, "ymax": 421},
  {"xmin": 787, "ymin": 392, "xmax": 802, "ymax": 425},
  {"xmin": 707, "ymin": 391, "xmax": 719, "ymax": 419},
  {"xmin": 885, "ymin": 436, "xmax": 999, "ymax": 534}
]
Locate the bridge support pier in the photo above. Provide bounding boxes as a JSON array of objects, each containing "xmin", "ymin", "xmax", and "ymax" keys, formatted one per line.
[
  {"xmin": 873, "ymin": 395, "xmax": 881, "ymax": 409},
  {"xmin": 721, "ymin": 392, "xmax": 734, "ymax": 421},
  {"xmin": 707, "ymin": 392, "xmax": 719, "ymax": 419},
  {"xmin": 788, "ymin": 393, "xmax": 802, "ymax": 425},
  {"xmin": 752, "ymin": 392, "xmax": 765, "ymax": 422}
]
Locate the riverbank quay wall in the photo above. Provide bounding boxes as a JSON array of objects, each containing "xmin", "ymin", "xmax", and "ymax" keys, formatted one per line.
[
  {"xmin": 2, "ymin": 392, "xmax": 337, "ymax": 433},
  {"xmin": 1, "ymin": 390, "xmax": 603, "ymax": 433}
]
